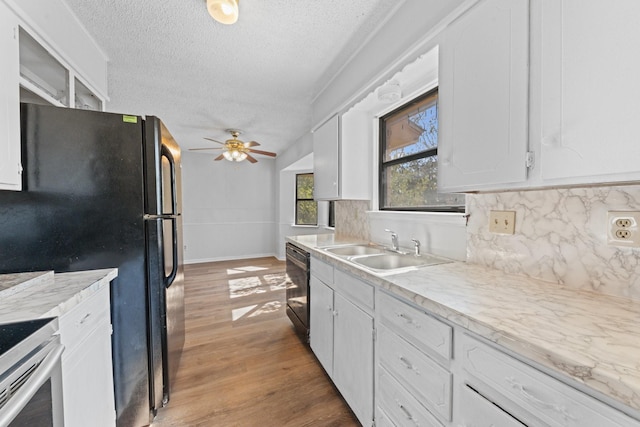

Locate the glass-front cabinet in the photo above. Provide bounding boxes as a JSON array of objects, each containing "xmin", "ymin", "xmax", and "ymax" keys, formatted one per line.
[
  {"xmin": 18, "ymin": 28, "xmax": 104, "ymax": 110},
  {"xmin": 0, "ymin": 1, "xmax": 107, "ymax": 190}
]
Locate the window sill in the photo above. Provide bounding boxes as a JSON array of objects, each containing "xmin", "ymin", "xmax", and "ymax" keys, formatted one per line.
[
  {"xmin": 367, "ymin": 210, "xmax": 468, "ymax": 226},
  {"xmin": 291, "ymin": 224, "xmax": 319, "ymax": 228}
]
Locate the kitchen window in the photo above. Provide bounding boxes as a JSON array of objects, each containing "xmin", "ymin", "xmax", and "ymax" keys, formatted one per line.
[
  {"xmin": 295, "ymin": 173, "xmax": 317, "ymax": 225},
  {"xmin": 328, "ymin": 201, "xmax": 335, "ymax": 228},
  {"xmin": 379, "ymin": 88, "xmax": 465, "ymax": 211}
]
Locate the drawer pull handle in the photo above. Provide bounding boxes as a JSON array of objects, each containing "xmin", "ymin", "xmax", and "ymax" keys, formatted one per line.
[
  {"xmin": 399, "ymin": 356, "xmax": 420, "ymax": 375},
  {"xmin": 396, "ymin": 400, "xmax": 414, "ymax": 421},
  {"xmin": 505, "ymin": 376, "xmax": 576, "ymax": 421},
  {"xmin": 396, "ymin": 312, "xmax": 420, "ymax": 328},
  {"xmin": 78, "ymin": 313, "xmax": 92, "ymax": 325}
]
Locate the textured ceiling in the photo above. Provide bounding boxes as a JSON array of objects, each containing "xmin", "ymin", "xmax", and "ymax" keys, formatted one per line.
[{"xmin": 63, "ymin": 0, "xmax": 401, "ymax": 155}]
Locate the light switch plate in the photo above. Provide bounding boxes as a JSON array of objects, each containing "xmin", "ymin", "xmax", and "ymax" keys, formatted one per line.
[{"xmin": 489, "ymin": 210, "xmax": 516, "ymax": 235}]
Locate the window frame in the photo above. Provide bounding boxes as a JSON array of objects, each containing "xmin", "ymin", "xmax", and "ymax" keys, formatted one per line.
[
  {"xmin": 378, "ymin": 88, "xmax": 464, "ymax": 213},
  {"xmin": 294, "ymin": 172, "xmax": 318, "ymax": 226}
]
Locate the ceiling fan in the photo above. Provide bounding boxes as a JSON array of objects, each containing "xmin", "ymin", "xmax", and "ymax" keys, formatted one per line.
[{"xmin": 189, "ymin": 129, "xmax": 276, "ymax": 163}]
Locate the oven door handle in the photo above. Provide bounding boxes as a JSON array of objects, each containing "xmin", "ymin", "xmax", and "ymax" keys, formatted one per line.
[{"xmin": 0, "ymin": 343, "xmax": 64, "ymax": 427}]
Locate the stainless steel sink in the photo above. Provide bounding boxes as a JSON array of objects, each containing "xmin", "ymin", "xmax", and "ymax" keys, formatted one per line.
[
  {"xmin": 324, "ymin": 244, "xmax": 386, "ymax": 257},
  {"xmin": 322, "ymin": 243, "xmax": 451, "ymax": 274},
  {"xmin": 351, "ymin": 253, "xmax": 450, "ymax": 272}
]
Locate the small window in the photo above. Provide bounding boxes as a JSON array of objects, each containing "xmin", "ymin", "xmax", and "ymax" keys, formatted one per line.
[
  {"xmin": 295, "ymin": 173, "xmax": 317, "ymax": 225},
  {"xmin": 328, "ymin": 201, "xmax": 335, "ymax": 228},
  {"xmin": 379, "ymin": 88, "xmax": 465, "ymax": 211}
]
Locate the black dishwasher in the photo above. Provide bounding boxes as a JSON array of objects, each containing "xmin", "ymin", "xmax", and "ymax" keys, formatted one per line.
[{"xmin": 285, "ymin": 242, "xmax": 310, "ymax": 343}]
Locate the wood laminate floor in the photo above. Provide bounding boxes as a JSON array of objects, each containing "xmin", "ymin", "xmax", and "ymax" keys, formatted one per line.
[{"xmin": 151, "ymin": 257, "xmax": 360, "ymax": 427}]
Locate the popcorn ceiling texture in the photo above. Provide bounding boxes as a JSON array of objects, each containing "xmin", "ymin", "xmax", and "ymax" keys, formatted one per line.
[
  {"xmin": 62, "ymin": 0, "xmax": 401, "ymax": 152},
  {"xmin": 467, "ymin": 184, "xmax": 640, "ymax": 301}
]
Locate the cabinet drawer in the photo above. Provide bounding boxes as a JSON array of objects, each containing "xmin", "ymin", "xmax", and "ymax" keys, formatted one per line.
[
  {"xmin": 378, "ymin": 366, "xmax": 444, "ymax": 427},
  {"xmin": 311, "ymin": 256, "xmax": 334, "ymax": 285},
  {"xmin": 377, "ymin": 291, "xmax": 452, "ymax": 363},
  {"xmin": 378, "ymin": 325, "xmax": 452, "ymax": 421},
  {"xmin": 334, "ymin": 268, "xmax": 374, "ymax": 312},
  {"xmin": 458, "ymin": 384, "xmax": 526, "ymax": 427},
  {"xmin": 461, "ymin": 334, "xmax": 639, "ymax": 427},
  {"xmin": 374, "ymin": 406, "xmax": 397, "ymax": 427},
  {"xmin": 59, "ymin": 284, "xmax": 110, "ymax": 353}
]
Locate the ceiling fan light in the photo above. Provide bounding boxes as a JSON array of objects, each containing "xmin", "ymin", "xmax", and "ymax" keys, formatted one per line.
[
  {"xmin": 237, "ymin": 152, "xmax": 248, "ymax": 161},
  {"xmin": 207, "ymin": 0, "xmax": 239, "ymax": 25},
  {"xmin": 222, "ymin": 150, "xmax": 233, "ymax": 161}
]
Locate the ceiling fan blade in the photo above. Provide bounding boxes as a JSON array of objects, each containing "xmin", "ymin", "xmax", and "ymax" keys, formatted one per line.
[
  {"xmin": 204, "ymin": 137, "xmax": 226, "ymax": 145},
  {"xmin": 189, "ymin": 147, "xmax": 223, "ymax": 151},
  {"xmin": 214, "ymin": 154, "xmax": 225, "ymax": 161},
  {"xmin": 247, "ymin": 148, "xmax": 276, "ymax": 157},
  {"xmin": 245, "ymin": 154, "xmax": 258, "ymax": 163},
  {"xmin": 245, "ymin": 141, "xmax": 260, "ymax": 147}
]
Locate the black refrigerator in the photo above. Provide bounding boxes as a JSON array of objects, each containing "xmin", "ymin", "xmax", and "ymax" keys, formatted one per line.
[{"xmin": 0, "ymin": 103, "xmax": 185, "ymax": 427}]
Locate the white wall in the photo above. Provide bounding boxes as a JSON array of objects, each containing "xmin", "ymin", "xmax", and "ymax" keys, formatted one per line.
[{"xmin": 181, "ymin": 151, "xmax": 277, "ymax": 263}]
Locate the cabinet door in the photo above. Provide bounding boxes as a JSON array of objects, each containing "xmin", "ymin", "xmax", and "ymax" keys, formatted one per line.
[
  {"xmin": 313, "ymin": 114, "xmax": 340, "ymax": 200},
  {"xmin": 333, "ymin": 293, "xmax": 374, "ymax": 426},
  {"xmin": 62, "ymin": 321, "xmax": 116, "ymax": 427},
  {"xmin": 439, "ymin": 0, "xmax": 529, "ymax": 191},
  {"xmin": 309, "ymin": 275, "xmax": 334, "ymax": 376},
  {"xmin": 0, "ymin": 3, "xmax": 21, "ymax": 191},
  {"xmin": 540, "ymin": 0, "xmax": 640, "ymax": 183}
]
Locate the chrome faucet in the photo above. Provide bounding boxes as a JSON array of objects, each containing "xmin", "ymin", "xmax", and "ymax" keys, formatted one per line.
[
  {"xmin": 411, "ymin": 238, "xmax": 421, "ymax": 256},
  {"xmin": 385, "ymin": 229, "xmax": 399, "ymax": 251}
]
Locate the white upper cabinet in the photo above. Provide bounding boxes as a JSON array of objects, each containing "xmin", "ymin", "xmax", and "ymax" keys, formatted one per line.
[
  {"xmin": 313, "ymin": 114, "xmax": 340, "ymax": 200},
  {"xmin": 0, "ymin": 3, "xmax": 21, "ymax": 190},
  {"xmin": 0, "ymin": 0, "xmax": 108, "ymax": 191},
  {"xmin": 438, "ymin": 0, "xmax": 530, "ymax": 192},
  {"xmin": 313, "ymin": 110, "xmax": 371, "ymax": 201},
  {"xmin": 539, "ymin": 0, "xmax": 640, "ymax": 185}
]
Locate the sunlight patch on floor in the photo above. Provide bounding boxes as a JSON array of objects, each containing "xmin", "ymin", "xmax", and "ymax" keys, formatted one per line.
[
  {"xmin": 228, "ymin": 276, "xmax": 265, "ymax": 298},
  {"xmin": 226, "ymin": 265, "xmax": 269, "ymax": 275},
  {"xmin": 232, "ymin": 304, "xmax": 258, "ymax": 321},
  {"xmin": 231, "ymin": 301, "xmax": 283, "ymax": 321}
]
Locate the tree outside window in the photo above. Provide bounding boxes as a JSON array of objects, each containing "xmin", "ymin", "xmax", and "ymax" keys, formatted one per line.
[
  {"xmin": 379, "ymin": 88, "xmax": 465, "ymax": 211},
  {"xmin": 295, "ymin": 173, "xmax": 317, "ymax": 225}
]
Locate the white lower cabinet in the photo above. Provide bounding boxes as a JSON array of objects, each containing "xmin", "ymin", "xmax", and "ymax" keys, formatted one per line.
[
  {"xmin": 376, "ymin": 291, "xmax": 453, "ymax": 426},
  {"xmin": 333, "ymin": 292, "xmax": 374, "ymax": 425},
  {"xmin": 309, "ymin": 257, "xmax": 374, "ymax": 426},
  {"xmin": 310, "ymin": 256, "xmax": 640, "ymax": 427},
  {"xmin": 377, "ymin": 366, "xmax": 444, "ymax": 427},
  {"xmin": 59, "ymin": 283, "xmax": 115, "ymax": 427},
  {"xmin": 457, "ymin": 384, "xmax": 525, "ymax": 427},
  {"xmin": 458, "ymin": 333, "xmax": 639, "ymax": 427}
]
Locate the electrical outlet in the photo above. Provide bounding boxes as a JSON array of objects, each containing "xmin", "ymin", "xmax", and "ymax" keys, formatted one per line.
[
  {"xmin": 608, "ymin": 211, "xmax": 640, "ymax": 247},
  {"xmin": 489, "ymin": 210, "xmax": 516, "ymax": 235}
]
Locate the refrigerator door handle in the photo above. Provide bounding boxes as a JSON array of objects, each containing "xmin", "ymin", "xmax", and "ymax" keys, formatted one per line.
[
  {"xmin": 164, "ymin": 217, "xmax": 178, "ymax": 288},
  {"xmin": 161, "ymin": 145, "xmax": 178, "ymax": 216}
]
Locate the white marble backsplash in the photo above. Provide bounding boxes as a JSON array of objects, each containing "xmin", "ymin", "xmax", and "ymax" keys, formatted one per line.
[
  {"xmin": 335, "ymin": 200, "xmax": 371, "ymax": 241},
  {"xmin": 467, "ymin": 185, "xmax": 640, "ymax": 301}
]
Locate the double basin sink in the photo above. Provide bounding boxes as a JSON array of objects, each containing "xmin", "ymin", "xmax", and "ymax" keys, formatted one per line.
[{"xmin": 323, "ymin": 243, "xmax": 451, "ymax": 274}]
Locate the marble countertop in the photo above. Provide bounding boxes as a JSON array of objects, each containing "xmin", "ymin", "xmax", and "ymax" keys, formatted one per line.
[
  {"xmin": 0, "ymin": 269, "xmax": 118, "ymax": 324},
  {"xmin": 0, "ymin": 271, "xmax": 54, "ymax": 297},
  {"xmin": 287, "ymin": 234, "xmax": 640, "ymax": 415}
]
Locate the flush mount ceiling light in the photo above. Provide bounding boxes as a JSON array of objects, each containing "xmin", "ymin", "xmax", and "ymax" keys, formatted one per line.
[
  {"xmin": 206, "ymin": 0, "xmax": 239, "ymax": 25},
  {"xmin": 377, "ymin": 81, "xmax": 402, "ymax": 102}
]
